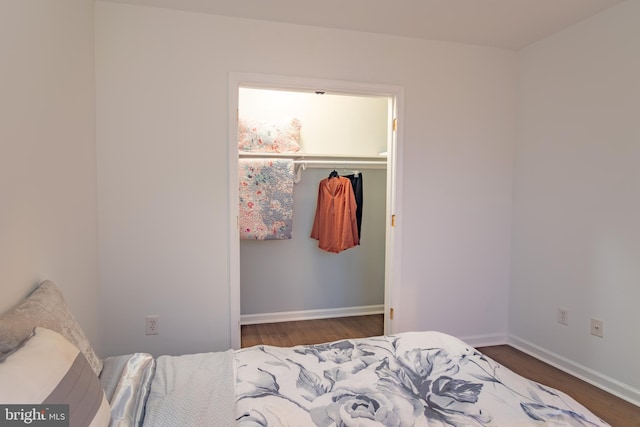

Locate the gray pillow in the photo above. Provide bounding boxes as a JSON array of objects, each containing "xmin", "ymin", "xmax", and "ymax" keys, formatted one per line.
[{"xmin": 0, "ymin": 280, "xmax": 103, "ymax": 375}]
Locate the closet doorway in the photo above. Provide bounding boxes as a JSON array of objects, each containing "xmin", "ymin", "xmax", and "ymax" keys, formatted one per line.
[{"xmin": 228, "ymin": 73, "xmax": 403, "ymax": 349}]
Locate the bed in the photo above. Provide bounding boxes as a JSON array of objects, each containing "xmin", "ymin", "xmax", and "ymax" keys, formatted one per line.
[{"xmin": 1, "ymin": 281, "xmax": 610, "ymax": 427}]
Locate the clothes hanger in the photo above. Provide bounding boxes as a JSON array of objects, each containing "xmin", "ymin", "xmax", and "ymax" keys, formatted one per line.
[{"xmin": 329, "ymin": 169, "xmax": 339, "ymax": 179}]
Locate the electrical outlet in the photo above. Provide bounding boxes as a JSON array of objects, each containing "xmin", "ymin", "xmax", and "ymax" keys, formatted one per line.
[
  {"xmin": 557, "ymin": 308, "xmax": 569, "ymax": 326},
  {"xmin": 145, "ymin": 315, "xmax": 159, "ymax": 335},
  {"xmin": 590, "ymin": 318, "xmax": 603, "ymax": 338}
]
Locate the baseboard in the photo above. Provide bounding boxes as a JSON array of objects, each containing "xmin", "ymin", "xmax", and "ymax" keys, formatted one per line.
[
  {"xmin": 508, "ymin": 334, "xmax": 640, "ymax": 407},
  {"xmin": 240, "ymin": 304, "xmax": 384, "ymax": 326},
  {"xmin": 460, "ymin": 333, "xmax": 509, "ymax": 348}
]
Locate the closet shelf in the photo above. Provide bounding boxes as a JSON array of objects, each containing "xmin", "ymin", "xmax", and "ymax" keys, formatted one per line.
[{"xmin": 239, "ymin": 151, "xmax": 387, "ymax": 169}]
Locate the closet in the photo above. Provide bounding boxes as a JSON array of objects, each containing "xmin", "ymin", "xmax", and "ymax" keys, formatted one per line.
[{"xmin": 228, "ymin": 74, "xmax": 402, "ymax": 348}]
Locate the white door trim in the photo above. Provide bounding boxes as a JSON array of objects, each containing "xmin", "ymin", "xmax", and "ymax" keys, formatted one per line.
[{"xmin": 228, "ymin": 72, "xmax": 404, "ymax": 349}]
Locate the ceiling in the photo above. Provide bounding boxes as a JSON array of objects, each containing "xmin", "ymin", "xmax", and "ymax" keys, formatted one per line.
[{"xmin": 103, "ymin": 0, "xmax": 624, "ymax": 50}]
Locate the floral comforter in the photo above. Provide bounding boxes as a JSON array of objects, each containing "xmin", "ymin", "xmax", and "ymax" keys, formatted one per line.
[{"xmin": 235, "ymin": 331, "xmax": 609, "ymax": 426}]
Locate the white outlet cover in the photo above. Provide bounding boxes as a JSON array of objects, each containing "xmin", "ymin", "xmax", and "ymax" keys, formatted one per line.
[
  {"xmin": 590, "ymin": 318, "xmax": 603, "ymax": 338},
  {"xmin": 557, "ymin": 308, "xmax": 569, "ymax": 326},
  {"xmin": 145, "ymin": 315, "xmax": 159, "ymax": 335}
]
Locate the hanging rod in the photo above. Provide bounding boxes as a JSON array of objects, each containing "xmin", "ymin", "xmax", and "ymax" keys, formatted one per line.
[
  {"xmin": 293, "ymin": 159, "xmax": 386, "ymax": 169},
  {"xmin": 238, "ymin": 151, "xmax": 387, "ymax": 169}
]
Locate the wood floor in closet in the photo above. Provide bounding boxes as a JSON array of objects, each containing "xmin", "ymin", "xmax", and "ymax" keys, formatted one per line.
[
  {"xmin": 240, "ymin": 314, "xmax": 383, "ymax": 348},
  {"xmin": 240, "ymin": 315, "xmax": 640, "ymax": 427}
]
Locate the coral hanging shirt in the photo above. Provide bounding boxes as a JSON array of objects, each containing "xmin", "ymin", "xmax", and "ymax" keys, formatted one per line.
[{"xmin": 310, "ymin": 176, "xmax": 360, "ymax": 253}]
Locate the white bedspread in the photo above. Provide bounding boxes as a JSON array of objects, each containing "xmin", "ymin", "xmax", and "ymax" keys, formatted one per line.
[
  {"xmin": 235, "ymin": 332, "xmax": 609, "ymax": 426},
  {"xmin": 142, "ymin": 350, "xmax": 235, "ymax": 427},
  {"xmin": 137, "ymin": 332, "xmax": 609, "ymax": 426}
]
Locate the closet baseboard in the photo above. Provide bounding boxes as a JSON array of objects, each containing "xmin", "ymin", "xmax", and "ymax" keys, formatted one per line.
[{"xmin": 240, "ymin": 305, "xmax": 384, "ymax": 326}]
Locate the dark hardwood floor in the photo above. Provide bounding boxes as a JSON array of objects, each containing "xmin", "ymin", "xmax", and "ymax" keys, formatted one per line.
[
  {"xmin": 241, "ymin": 315, "xmax": 640, "ymax": 427},
  {"xmin": 241, "ymin": 314, "xmax": 384, "ymax": 348}
]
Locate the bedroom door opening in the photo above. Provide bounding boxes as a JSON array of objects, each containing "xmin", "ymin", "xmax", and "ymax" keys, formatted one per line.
[{"xmin": 228, "ymin": 73, "xmax": 404, "ymax": 349}]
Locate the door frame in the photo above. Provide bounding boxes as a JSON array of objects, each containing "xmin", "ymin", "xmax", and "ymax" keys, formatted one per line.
[{"xmin": 228, "ymin": 72, "xmax": 404, "ymax": 348}]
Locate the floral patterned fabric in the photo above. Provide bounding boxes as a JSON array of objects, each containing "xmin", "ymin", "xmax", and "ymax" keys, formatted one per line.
[
  {"xmin": 235, "ymin": 331, "xmax": 609, "ymax": 426},
  {"xmin": 239, "ymin": 158, "xmax": 294, "ymax": 240},
  {"xmin": 238, "ymin": 118, "xmax": 301, "ymax": 153}
]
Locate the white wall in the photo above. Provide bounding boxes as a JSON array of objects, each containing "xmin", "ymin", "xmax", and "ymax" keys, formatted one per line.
[
  {"xmin": 239, "ymin": 88, "xmax": 389, "ymax": 156},
  {"xmin": 511, "ymin": 0, "xmax": 640, "ymax": 402},
  {"xmin": 95, "ymin": 1, "xmax": 516, "ymax": 357},
  {"xmin": 0, "ymin": 0, "xmax": 100, "ymax": 353}
]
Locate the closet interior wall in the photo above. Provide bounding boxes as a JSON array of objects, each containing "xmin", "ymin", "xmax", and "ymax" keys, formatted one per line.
[{"xmin": 239, "ymin": 88, "xmax": 389, "ymax": 321}]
